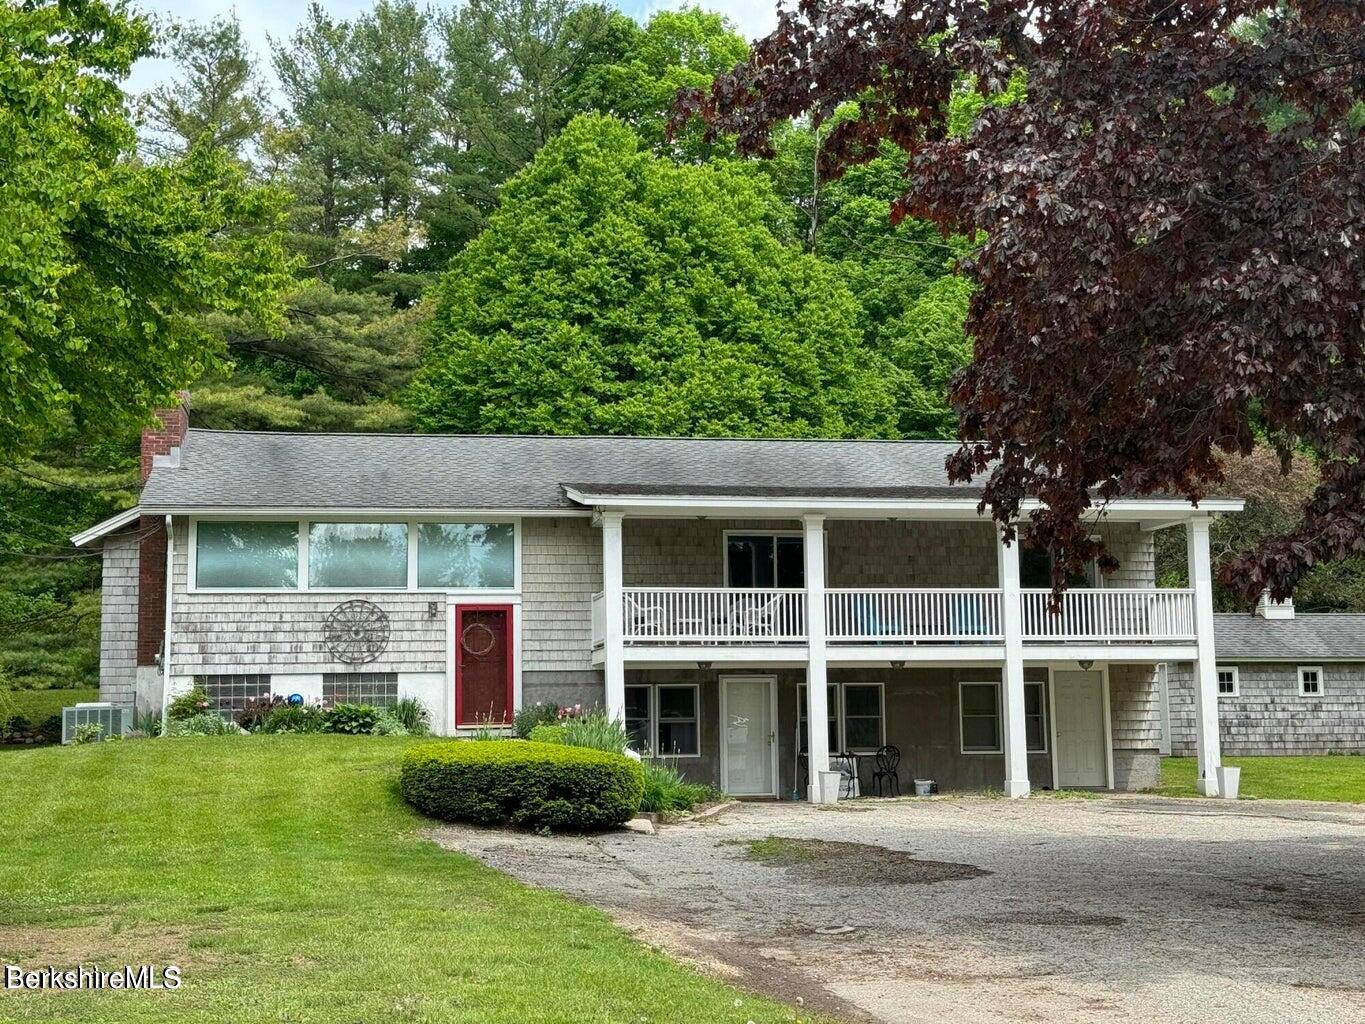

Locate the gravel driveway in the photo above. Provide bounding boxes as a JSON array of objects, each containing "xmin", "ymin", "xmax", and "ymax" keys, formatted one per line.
[{"xmin": 429, "ymin": 795, "xmax": 1365, "ymax": 1023}]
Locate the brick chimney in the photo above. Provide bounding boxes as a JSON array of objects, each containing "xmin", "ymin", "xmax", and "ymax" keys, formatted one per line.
[
  {"xmin": 137, "ymin": 392, "xmax": 190, "ymax": 666},
  {"xmin": 140, "ymin": 391, "xmax": 190, "ymax": 485}
]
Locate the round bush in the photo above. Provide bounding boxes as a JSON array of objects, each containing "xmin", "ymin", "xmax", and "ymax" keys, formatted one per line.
[{"xmin": 399, "ymin": 740, "xmax": 643, "ymax": 832}]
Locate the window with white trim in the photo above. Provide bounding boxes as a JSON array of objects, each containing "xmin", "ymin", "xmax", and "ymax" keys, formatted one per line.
[
  {"xmin": 798, "ymin": 683, "xmax": 885, "ymax": 753},
  {"xmin": 725, "ymin": 533, "xmax": 804, "ymax": 588},
  {"xmin": 1298, "ymin": 666, "xmax": 1323, "ymax": 697},
  {"xmin": 960, "ymin": 681, "xmax": 1048, "ymax": 754},
  {"xmin": 623, "ymin": 684, "xmax": 699, "ymax": 756},
  {"xmin": 1216, "ymin": 666, "xmax": 1240, "ymax": 697}
]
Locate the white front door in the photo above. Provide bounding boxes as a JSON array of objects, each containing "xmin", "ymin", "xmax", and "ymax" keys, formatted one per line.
[
  {"xmin": 1054, "ymin": 670, "xmax": 1107, "ymax": 788},
  {"xmin": 721, "ymin": 676, "xmax": 777, "ymax": 796}
]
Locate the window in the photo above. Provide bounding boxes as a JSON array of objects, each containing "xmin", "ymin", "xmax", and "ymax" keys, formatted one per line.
[
  {"xmin": 1024, "ymin": 682, "xmax": 1048, "ymax": 752},
  {"xmin": 960, "ymin": 682, "xmax": 1001, "ymax": 752},
  {"xmin": 308, "ymin": 522, "xmax": 408, "ymax": 588},
  {"xmin": 1217, "ymin": 666, "xmax": 1240, "ymax": 697},
  {"xmin": 417, "ymin": 523, "xmax": 515, "ymax": 588},
  {"xmin": 726, "ymin": 533, "xmax": 804, "ymax": 588},
  {"xmin": 623, "ymin": 684, "xmax": 699, "ymax": 756},
  {"xmin": 1020, "ymin": 534, "xmax": 1098, "ymax": 588},
  {"xmin": 195, "ymin": 522, "xmax": 298, "ymax": 589},
  {"xmin": 197, "ymin": 673, "xmax": 270, "ymax": 716},
  {"xmin": 1298, "ymin": 666, "xmax": 1323, "ymax": 697},
  {"xmin": 799, "ymin": 683, "xmax": 884, "ymax": 753},
  {"xmin": 323, "ymin": 672, "xmax": 398, "ymax": 707},
  {"xmin": 959, "ymin": 681, "xmax": 1049, "ymax": 754}
]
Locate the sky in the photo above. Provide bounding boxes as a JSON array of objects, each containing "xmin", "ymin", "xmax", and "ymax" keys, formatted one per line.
[{"xmin": 124, "ymin": 0, "xmax": 781, "ymax": 95}]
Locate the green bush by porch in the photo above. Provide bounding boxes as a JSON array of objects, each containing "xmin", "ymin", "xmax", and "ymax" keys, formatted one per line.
[{"xmin": 401, "ymin": 739, "xmax": 644, "ymax": 830}]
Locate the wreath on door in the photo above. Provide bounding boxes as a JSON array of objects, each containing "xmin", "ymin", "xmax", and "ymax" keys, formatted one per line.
[{"xmin": 460, "ymin": 620, "xmax": 497, "ymax": 658}]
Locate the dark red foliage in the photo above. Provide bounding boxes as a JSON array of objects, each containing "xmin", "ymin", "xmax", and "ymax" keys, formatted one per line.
[{"xmin": 679, "ymin": 0, "xmax": 1365, "ymax": 602}]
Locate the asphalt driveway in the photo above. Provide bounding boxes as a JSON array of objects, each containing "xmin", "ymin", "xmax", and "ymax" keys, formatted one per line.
[{"xmin": 430, "ymin": 795, "xmax": 1365, "ymax": 1023}]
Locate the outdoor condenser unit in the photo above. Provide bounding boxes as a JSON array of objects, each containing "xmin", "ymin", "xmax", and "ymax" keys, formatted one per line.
[{"xmin": 61, "ymin": 702, "xmax": 129, "ymax": 744}]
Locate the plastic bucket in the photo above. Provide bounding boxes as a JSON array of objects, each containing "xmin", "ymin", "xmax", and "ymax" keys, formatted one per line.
[
  {"xmin": 913, "ymin": 779, "xmax": 934, "ymax": 797},
  {"xmin": 1217, "ymin": 766, "xmax": 1241, "ymax": 800}
]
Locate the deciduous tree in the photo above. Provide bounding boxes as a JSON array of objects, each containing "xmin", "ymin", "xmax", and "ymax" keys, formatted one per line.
[{"xmin": 682, "ymin": 0, "xmax": 1365, "ymax": 601}]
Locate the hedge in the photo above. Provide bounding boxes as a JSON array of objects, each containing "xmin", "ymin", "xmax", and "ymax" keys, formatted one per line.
[{"xmin": 399, "ymin": 740, "xmax": 643, "ymax": 831}]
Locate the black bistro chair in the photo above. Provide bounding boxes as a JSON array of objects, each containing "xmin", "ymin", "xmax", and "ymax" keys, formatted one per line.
[{"xmin": 871, "ymin": 744, "xmax": 901, "ymax": 796}]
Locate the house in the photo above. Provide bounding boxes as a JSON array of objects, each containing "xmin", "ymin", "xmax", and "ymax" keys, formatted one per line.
[
  {"xmin": 73, "ymin": 398, "xmax": 1246, "ymax": 801},
  {"xmin": 1164, "ymin": 595, "xmax": 1365, "ymax": 756}
]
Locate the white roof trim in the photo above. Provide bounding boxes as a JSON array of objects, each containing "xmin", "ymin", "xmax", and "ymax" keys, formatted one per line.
[
  {"xmin": 562, "ymin": 488, "xmax": 1243, "ymax": 518},
  {"xmin": 71, "ymin": 506, "xmax": 142, "ymax": 547}
]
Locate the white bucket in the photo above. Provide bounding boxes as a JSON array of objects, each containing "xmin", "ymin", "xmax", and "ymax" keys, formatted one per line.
[
  {"xmin": 1217, "ymin": 765, "xmax": 1241, "ymax": 800},
  {"xmin": 913, "ymin": 779, "xmax": 934, "ymax": 797},
  {"xmin": 817, "ymin": 770, "xmax": 843, "ymax": 804}
]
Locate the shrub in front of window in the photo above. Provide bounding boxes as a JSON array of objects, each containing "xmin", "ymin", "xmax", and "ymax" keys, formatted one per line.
[
  {"xmin": 400, "ymin": 740, "xmax": 644, "ymax": 831},
  {"xmin": 236, "ymin": 694, "xmax": 291, "ymax": 731},
  {"xmin": 513, "ymin": 701, "xmax": 560, "ymax": 738},
  {"xmin": 322, "ymin": 703, "xmax": 380, "ymax": 735},
  {"xmin": 258, "ymin": 703, "xmax": 326, "ymax": 734},
  {"xmin": 167, "ymin": 687, "xmax": 213, "ymax": 722},
  {"xmin": 558, "ymin": 711, "xmax": 629, "ymax": 754},
  {"xmin": 168, "ymin": 712, "xmax": 238, "ymax": 737}
]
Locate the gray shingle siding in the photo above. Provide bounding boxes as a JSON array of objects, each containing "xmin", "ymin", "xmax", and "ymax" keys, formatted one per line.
[
  {"xmin": 1168, "ymin": 660, "xmax": 1365, "ymax": 755},
  {"xmin": 522, "ymin": 516, "xmax": 600, "ymax": 672},
  {"xmin": 1109, "ymin": 664, "xmax": 1162, "ymax": 751},
  {"xmin": 98, "ymin": 530, "xmax": 140, "ymax": 708}
]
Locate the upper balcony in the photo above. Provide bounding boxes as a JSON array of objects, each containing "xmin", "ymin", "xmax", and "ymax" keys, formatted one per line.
[{"xmin": 592, "ymin": 586, "xmax": 1196, "ymax": 648}]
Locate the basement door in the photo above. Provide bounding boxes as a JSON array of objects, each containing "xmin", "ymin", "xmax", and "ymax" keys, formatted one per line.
[
  {"xmin": 1053, "ymin": 670, "xmax": 1107, "ymax": 788},
  {"xmin": 455, "ymin": 605, "xmax": 512, "ymax": 726},
  {"xmin": 721, "ymin": 676, "xmax": 778, "ymax": 797}
]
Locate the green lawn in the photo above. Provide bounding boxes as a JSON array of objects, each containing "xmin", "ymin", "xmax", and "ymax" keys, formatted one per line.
[
  {"xmin": 0, "ymin": 686, "xmax": 99, "ymax": 724},
  {"xmin": 1155, "ymin": 755, "xmax": 1365, "ymax": 802},
  {"xmin": 0, "ymin": 736, "xmax": 806, "ymax": 1023}
]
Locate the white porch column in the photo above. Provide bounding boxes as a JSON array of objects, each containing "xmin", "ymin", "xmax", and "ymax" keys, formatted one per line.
[
  {"xmin": 996, "ymin": 525, "xmax": 1030, "ymax": 798},
  {"xmin": 1187, "ymin": 516, "xmax": 1223, "ymax": 796},
  {"xmin": 803, "ymin": 513, "xmax": 831, "ymax": 802},
  {"xmin": 600, "ymin": 510, "xmax": 626, "ymax": 722}
]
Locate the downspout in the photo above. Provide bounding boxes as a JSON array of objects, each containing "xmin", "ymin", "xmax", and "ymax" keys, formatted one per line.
[{"xmin": 160, "ymin": 515, "xmax": 173, "ymax": 736}]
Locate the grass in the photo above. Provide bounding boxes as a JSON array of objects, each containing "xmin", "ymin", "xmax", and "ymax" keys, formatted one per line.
[
  {"xmin": 739, "ymin": 836, "xmax": 821, "ymax": 866},
  {"xmin": 1154, "ymin": 755, "xmax": 1365, "ymax": 802},
  {"xmin": 0, "ymin": 736, "xmax": 810, "ymax": 1023},
  {"xmin": 0, "ymin": 686, "xmax": 99, "ymax": 724}
]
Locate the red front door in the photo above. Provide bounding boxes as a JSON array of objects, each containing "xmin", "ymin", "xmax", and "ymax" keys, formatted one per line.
[{"xmin": 455, "ymin": 605, "xmax": 512, "ymax": 726}]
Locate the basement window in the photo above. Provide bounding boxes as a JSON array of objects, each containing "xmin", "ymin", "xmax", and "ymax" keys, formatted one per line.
[
  {"xmin": 323, "ymin": 672, "xmax": 399, "ymax": 708},
  {"xmin": 197, "ymin": 673, "xmax": 271, "ymax": 716}
]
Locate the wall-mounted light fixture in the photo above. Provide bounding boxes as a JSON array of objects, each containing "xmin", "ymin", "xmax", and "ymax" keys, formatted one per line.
[{"xmin": 1078, "ymin": 659, "xmax": 1094, "ymax": 671}]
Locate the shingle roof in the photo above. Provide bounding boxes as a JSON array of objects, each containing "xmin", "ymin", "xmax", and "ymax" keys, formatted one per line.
[
  {"xmin": 140, "ymin": 430, "xmax": 974, "ymax": 511},
  {"xmin": 1214, "ymin": 613, "xmax": 1365, "ymax": 661}
]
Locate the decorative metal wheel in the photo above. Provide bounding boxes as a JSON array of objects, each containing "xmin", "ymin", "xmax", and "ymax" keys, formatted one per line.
[
  {"xmin": 460, "ymin": 620, "xmax": 497, "ymax": 658},
  {"xmin": 323, "ymin": 600, "xmax": 390, "ymax": 665}
]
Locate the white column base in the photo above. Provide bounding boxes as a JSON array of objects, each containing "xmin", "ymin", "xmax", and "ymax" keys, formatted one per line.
[
  {"xmin": 1196, "ymin": 775, "xmax": 1221, "ymax": 798},
  {"xmin": 1003, "ymin": 779, "xmax": 1031, "ymax": 799}
]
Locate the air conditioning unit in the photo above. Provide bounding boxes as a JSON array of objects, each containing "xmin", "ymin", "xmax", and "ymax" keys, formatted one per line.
[{"xmin": 61, "ymin": 703, "xmax": 129, "ymax": 744}]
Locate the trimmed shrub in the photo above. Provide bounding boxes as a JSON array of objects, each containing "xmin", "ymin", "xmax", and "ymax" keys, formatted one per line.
[
  {"xmin": 400, "ymin": 740, "xmax": 643, "ymax": 831},
  {"xmin": 527, "ymin": 722, "xmax": 567, "ymax": 745},
  {"xmin": 322, "ymin": 703, "xmax": 379, "ymax": 735},
  {"xmin": 513, "ymin": 700, "xmax": 559, "ymax": 738}
]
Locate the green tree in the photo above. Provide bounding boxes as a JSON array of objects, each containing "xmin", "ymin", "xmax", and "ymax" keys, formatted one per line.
[
  {"xmin": 0, "ymin": 0, "xmax": 290, "ymax": 464},
  {"xmin": 418, "ymin": 0, "xmax": 637, "ymax": 269},
  {"xmin": 575, "ymin": 7, "xmax": 748, "ymax": 154},
  {"xmin": 138, "ymin": 15, "xmax": 270, "ymax": 156},
  {"xmin": 408, "ymin": 115, "xmax": 899, "ymax": 438}
]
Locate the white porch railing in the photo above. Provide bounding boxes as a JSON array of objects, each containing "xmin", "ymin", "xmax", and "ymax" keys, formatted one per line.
[
  {"xmin": 618, "ymin": 587, "xmax": 807, "ymax": 644},
  {"xmin": 1020, "ymin": 588, "xmax": 1196, "ymax": 642},
  {"xmin": 593, "ymin": 586, "xmax": 1198, "ymax": 648},
  {"xmin": 826, "ymin": 588, "xmax": 1003, "ymax": 643}
]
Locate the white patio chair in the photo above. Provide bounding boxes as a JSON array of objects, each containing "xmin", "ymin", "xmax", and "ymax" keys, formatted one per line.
[
  {"xmin": 729, "ymin": 593, "xmax": 783, "ymax": 640},
  {"xmin": 624, "ymin": 595, "xmax": 667, "ymax": 639}
]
